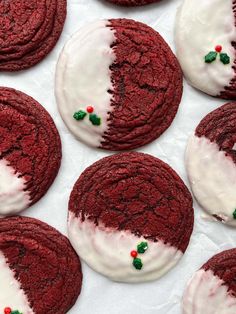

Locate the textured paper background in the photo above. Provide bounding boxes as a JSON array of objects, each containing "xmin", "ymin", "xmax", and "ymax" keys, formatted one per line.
[{"xmin": 1, "ymin": 0, "xmax": 235, "ymax": 313}]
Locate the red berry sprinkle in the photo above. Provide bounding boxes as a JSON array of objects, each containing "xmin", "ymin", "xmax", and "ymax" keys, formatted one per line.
[
  {"xmin": 215, "ymin": 45, "xmax": 222, "ymax": 53},
  {"xmin": 130, "ymin": 250, "xmax": 138, "ymax": 258},
  {"xmin": 4, "ymin": 307, "xmax": 12, "ymax": 314},
  {"xmin": 86, "ymin": 106, "xmax": 94, "ymax": 113}
]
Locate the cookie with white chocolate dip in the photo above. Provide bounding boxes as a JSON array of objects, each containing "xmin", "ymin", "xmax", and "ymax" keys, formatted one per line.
[{"xmin": 175, "ymin": 0, "xmax": 236, "ymax": 99}]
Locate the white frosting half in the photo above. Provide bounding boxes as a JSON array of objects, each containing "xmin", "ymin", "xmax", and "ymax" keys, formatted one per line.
[
  {"xmin": 68, "ymin": 212, "xmax": 183, "ymax": 283},
  {"xmin": 0, "ymin": 251, "xmax": 33, "ymax": 314},
  {"xmin": 0, "ymin": 159, "xmax": 30, "ymax": 215},
  {"xmin": 55, "ymin": 20, "xmax": 116, "ymax": 147},
  {"xmin": 183, "ymin": 269, "xmax": 236, "ymax": 314},
  {"xmin": 186, "ymin": 135, "xmax": 236, "ymax": 226},
  {"xmin": 175, "ymin": 0, "xmax": 236, "ymax": 96}
]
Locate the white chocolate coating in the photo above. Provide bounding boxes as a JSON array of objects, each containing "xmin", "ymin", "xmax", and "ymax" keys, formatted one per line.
[
  {"xmin": 68, "ymin": 212, "xmax": 183, "ymax": 283},
  {"xmin": 183, "ymin": 269, "xmax": 236, "ymax": 314},
  {"xmin": 55, "ymin": 20, "xmax": 115, "ymax": 147},
  {"xmin": 186, "ymin": 135, "xmax": 236, "ymax": 226},
  {"xmin": 175, "ymin": 0, "xmax": 236, "ymax": 96},
  {"xmin": 0, "ymin": 251, "xmax": 33, "ymax": 314},
  {"xmin": 0, "ymin": 159, "xmax": 30, "ymax": 215}
]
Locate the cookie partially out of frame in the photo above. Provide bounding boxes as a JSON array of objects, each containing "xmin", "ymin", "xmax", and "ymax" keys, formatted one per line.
[
  {"xmin": 186, "ymin": 102, "xmax": 236, "ymax": 226},
  {"xmin": 68, "ymin": 152, "xmax": 193, "ymax": 283},
  {"xmin": 0, "ymin": 87, "xmax": 61, "ymax": 216},
  {"xmin": 183, "ymin": 249, "xmax": 236, "ymax": 314},
  {"xmin": 0, "ymin": 216, "xmax": 82, "ymax": 314},
  {"xmin": 175, "ymin": 0, "xmax": 236, "ymax": 99},
  {"xmin": 56, "ymin": 19, "xmax": 183, "ymax": 151},
  {"xmin": 0, "ymin": 0, "xmax": 66, "ymax": 71}
]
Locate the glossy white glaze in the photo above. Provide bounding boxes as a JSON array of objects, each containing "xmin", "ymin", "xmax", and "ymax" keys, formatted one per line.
[
  {"xmin": 68, "ymin": 212, "xmax": 183, "ymax": 283},
  {"xmin": 183, "ymin": 269, "xmax": 236, "ymax": 314},
  {"xmin": 0, "ymin": 159, "xmax": 30, "ymax": 215},
  {"xmin": 186, "ymin": 135, "xmax": 236, "ymax": 226},
  {"xmin": 55, "ymin": 20, "xmax": 115, "ymax": 147},
  {"xmin": 175, "ymin": 0, "xmax": 236, "ymax": 96}
]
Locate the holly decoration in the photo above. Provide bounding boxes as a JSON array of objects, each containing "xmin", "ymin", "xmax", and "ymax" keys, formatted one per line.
[
  {"xmin": 137, "ymin": 242, "xmax": 148, "ymax": 253},
  {"xmin": 233, "ymin": 209, "xmax": 236, "ymax": 219},
  {"xmin": 130, "ymin": 250, "xmax": 138, "ymax": 258},
  {"xmin": 86, "ymin": 106, "xmax": 94, "ymax": 113},
  {"xmin": 73, "ymin": 106, "xmax": 101, "ymax": 126},
  {"xmin": 130, "ymin": 241, "xmax": 148, "ymax": 270},
  {"xmin": 73, "ymin": 110, "xmax": 87, "ymax": 121},
  {"xmin": 133, "ymin": 258, "xmax": 143, "ymax": 270},
  {"xmin": 205, "ymin": 45, "xmax": 230, "ymax": 65},
  {"xmin": 205, "ymin": 51, "xmax": 217, "ymax": 63},
  {"xmin": 4, "ymin": 308, "xmax": 22, "ymax": 314},
  {"xmin": 220, "ymin": 53, "xmax": 230, "ymax": 65},
  {"xmin": 89, "ymin": 114, "xmax": 101, "ymax": 126}
]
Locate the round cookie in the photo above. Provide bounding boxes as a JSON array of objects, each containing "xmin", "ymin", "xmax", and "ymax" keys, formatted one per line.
[
  {"xmin": 0, "ymin": 87, "xmax": 61, "ymax": 216},
  {"xmin": 175, "ymin": 0, "xmax": 236, "ymax": 99},
  {"xmin": 182, "ymin": 249, "xmax": 236, "ymax": 314},
  {"xmin": 0, "ymin": 216, "xmax": 82, "ymax": 314},
  {"xmin": 55, "ymin": 19, "xmax": 183, "ymax": 151},
  {"xmin": 185, "ymin": 103, "xmax": 236, "ymax": 226},
  {"xmin": 68, "ymin": 152, "xmax": 194, "ymax": 283},
  {"xmin": 105, "ymin": 0, "xmax": 162, "ymax": 6},
  {"xmin": 0, "ymin": 0, "xmax": 66, "ymax": 71}
]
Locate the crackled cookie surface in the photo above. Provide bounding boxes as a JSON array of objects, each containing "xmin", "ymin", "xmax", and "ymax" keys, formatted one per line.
[
  {"xmin": 0, "ymin": 87, "xmax": 61, "ymax": 216},
  {"xmin": 175, "ymin": 0, "xmax": 236, "ymax": 99},
  {"xmin": 56, "ymin": 19, "xmax": 183, "ymax": 151},
  {"xmin": 68, "ymin": 152, "xmax": 193, "ymax": 282},
  {"xmin": 186, "ymin": 103, "xmax": 236, "ymax": 226},
  {"xmin": 183, "ymin": 249, "xmax": 236, "ymax": 314},
  {"xmin": 0, "ymin": 0, "xmax": 66, "ymax": 71},
  {"xmin": 0, "ymin": 216, "xmax": 82, "ymax": 314}
]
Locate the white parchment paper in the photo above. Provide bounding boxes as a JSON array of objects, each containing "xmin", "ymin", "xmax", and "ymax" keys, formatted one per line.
[{"xmin": 1, "ymin": 0, "xmax": 235, "ymax": 313}]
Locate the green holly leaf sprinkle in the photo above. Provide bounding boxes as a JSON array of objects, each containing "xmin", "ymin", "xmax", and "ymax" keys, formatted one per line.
[
  {"xmin": 11, "ymin": 311, "xmax": 23, "ymax": 314},
  {"xmin": 205, "ymin": 51, "xmax": 217, "ymax": 63},
  {"xmin": 73, "ymin": 110, "xmax": 87, "ymax": 121},
  {"xmin": 137, "ymin": 242, "xmax": 148, "ymax": 254},
  {"xmin": 89, "ymin": 114, "xmax": 101, "ymax": 126},
  {"xmin": 233, "ymin": 209, "xmax": 236, "ymax": 219},
  {"xmin": 133, "ymin": 258, "xmax": 143, "ymax": 270},
  {"xmin": 220, "ymin": 53, "xmax": 230, "ymax": 65}
]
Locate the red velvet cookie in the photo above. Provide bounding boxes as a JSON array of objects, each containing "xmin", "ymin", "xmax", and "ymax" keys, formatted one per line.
[
  {"xmin": 186, "ymin": 103, "xmax": 236, "ymax": 226},
  {"xmin": 56, "ymin": 19, "xmax": 183, "ymax": 151},
  {"xmin": 183, "ymin": 249, "xmax": 236, "ymax": 313},
  {"xmin": 0, "ymin": 0, "xmax": 66, "ymax": 71},
  {"xmin": 0, "ymin": 87, "xmax": 61, "ymax": 216},
  {"xmin": 0, "ymin": 216, "xmax": 82, "ymax": 314},
  {"xmin": 105, "ymin": 0, "xmax": 162, "ymax": 6},
  {"xmin": 68, "ymin": 152, "xmax": 193, "ymax": 282},
  {"xmin": 175, "ymin": 0, "xmax": 236, "ymax": 99},
  {"xmin": 195, "ymin": 103, "xmax": 236, "ymax": 165}
]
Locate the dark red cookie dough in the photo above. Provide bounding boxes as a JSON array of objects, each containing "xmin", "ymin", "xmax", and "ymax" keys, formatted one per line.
[
  {"xmin": 0, "ymin": 0, "xmax": 66, "ymax": 71},
  {"xmin": 182, "ymin": 249, "xmax": 236, "ymax": 313},
  {"xmin": 0, "ymin": 216, "xmax": 82, "ymax": 313},
  {"xmin": 202, "ymin": 249, "xmax": 236, "ymax": 297},
  {"xmin": 195, "ymin": 102, "xmax": 236, "ymax": 164},
  {"xmin": 102, "ymin": 19, "xmax": 183, "ymax": 150},
  {"xmin": 185, "ymin": 102, "xmax": 236, "ymax": 226},
  {"xmin": 0, "ymin": 87, "xmax": 61, "ymax": 213},
  {"xmin": 105, "ymin": 0, "xmax": 162, "ymax": 6},
  {"xmin": 69, "ymin": 152, "xmax": 194, "ymax": 252},
  {"xmin": 56, "ymin": 19, "xmax": 183, "ymax": 151}
]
